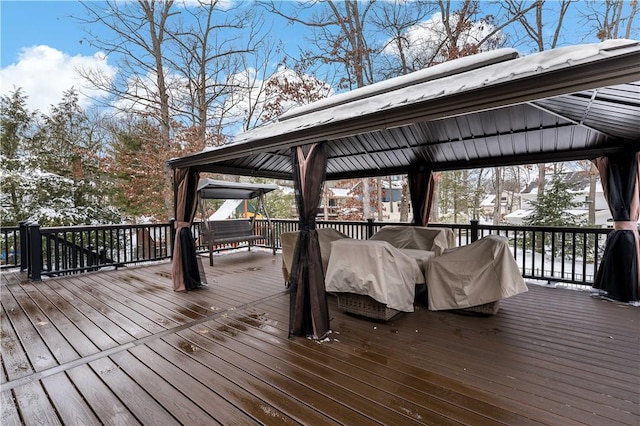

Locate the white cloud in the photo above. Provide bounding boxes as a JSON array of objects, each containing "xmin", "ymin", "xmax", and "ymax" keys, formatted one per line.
[
  {"xmin": 384, "ymin": 12, "xmax": 504, "ymax": 68},
  {"xmin": 0, "ymin": 45, "xmax": 116, "ymax": 113}
]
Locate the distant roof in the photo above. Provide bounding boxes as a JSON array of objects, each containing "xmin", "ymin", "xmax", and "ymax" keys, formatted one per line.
[
  {"xmin": 169, "ymin": 40, "xmax": 640, "ymax": 180},
  {"xmin": 197, "ymin": 179, "xmax": 278, "ymax": 199},
  {"xmin": 520, "ymin": 171, "xmax": 605, "ymax": 194}
]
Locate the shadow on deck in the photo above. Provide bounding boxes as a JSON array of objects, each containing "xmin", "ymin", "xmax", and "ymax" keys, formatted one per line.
[{"xmin": 1, "ymin": 250, "xmax": 638, "ymax": 425}]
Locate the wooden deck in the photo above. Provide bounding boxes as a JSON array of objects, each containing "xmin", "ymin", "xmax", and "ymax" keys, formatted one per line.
[{"xmin": 1, "ymin": 250, "xmax": 639, "ymax": 425}]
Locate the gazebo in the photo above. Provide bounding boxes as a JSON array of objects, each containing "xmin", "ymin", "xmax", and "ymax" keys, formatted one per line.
[{"xmin": 168, "ymin": 39, "xmax": 640, "ymax": 339}]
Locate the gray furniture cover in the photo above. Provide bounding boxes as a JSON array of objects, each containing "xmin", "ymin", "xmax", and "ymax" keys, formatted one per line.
[
  {"xmin": 369, "ymin": 225, "xmax": 455, "ymax": 255},
  {"xmin": 325, "ymin": 239, "xmax": 422, "ymax": 312},
  {"xmin": 280, "ymin": 228, "xmax": 349, "ymax": 284},
  {"xmin": 425, "ymin": 235, "xmax": 528, "ymax": 310}
]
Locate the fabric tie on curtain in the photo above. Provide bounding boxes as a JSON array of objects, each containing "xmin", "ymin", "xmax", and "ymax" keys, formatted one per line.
[
  {"xmin": 288, "ymin": 143, "xmax": 330, "ymax": 340},
  {"xmin": 592, "ymin": 152, "xmax": 639, "ymax": 302}
]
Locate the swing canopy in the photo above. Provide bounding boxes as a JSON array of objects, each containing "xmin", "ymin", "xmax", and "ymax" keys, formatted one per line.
[{"xmin": 196, "ymin": 179, "xmax": 278, "ymax": 200}]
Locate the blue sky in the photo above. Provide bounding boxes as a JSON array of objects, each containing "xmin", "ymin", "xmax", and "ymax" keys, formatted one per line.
[
  {"xmin": 1, "ymin": 1, "xmax": 95, "ymax": 66},
  {"xmin": 1, "ymin": 1, "xmax": 118, "ymax": 112},
  {"xmin": 0, "ymin": 0, "xmax": 302, "ymax": 113},
  {"xmin": 1, "ymin": 1, "xmax": 638, "ymax": 114}
]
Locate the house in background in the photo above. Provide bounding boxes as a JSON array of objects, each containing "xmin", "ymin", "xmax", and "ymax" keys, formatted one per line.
[
  {"xmin": 479, "ymin": 193, "xmax": 513, "ymax": 222},
  {"xmin": 504, "ymin": 171, "xmax": 612, "ymax": 227}
]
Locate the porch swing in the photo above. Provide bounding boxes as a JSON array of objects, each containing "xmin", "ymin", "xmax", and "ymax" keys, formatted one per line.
[{"xmin": 196, "ymin": 179, "xmax": 278, "ymax": 266}]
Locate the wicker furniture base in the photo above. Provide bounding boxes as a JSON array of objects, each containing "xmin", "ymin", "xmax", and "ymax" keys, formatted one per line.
[
  {"xmin": 335, "ymin": 293, "xmax": 400, "ymax": 320},
  {"xmin": 457, "ymin": 300, "xmax": 501, "ymax": 315}
]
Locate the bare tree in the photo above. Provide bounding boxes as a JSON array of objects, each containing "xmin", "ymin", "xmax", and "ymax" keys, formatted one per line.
[
  {"xmin": 78, "ymin": 0, "xmax": 177, "ymax": 150},
  {"xmin": 168, "ymin": 1, "xmax": 271, "ymax": 144},
  {"xmin": 77, "ymin": 1, "xmax": 178, "ymax": 213},
  {"xmin": 170, "ymin": 1, "xmax": 245, "ymax": 142},
  {"xmin": 383, "ymin": 0, "xmax": 538, "ymax": 70},
  {"xmin": 505, "ymin": 0, "xmax": 573, "ymax": 51},
  {"xmin": 505, "ymin": 0, "xmax": 574, "ymax": 212},
  {"xmin": 371, "ymin": 1, "xmax": 438, "ymax": 78},
  {"xmin": 583, "ymin": 0, "xmax": 638, "ymax": 41}
]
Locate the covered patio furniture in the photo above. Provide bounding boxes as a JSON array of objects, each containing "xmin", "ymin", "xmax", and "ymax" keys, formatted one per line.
[
  {"xmin": 280, "ymin": 228, "xmax": 350, "ymax": 286},
  {"xmin": 325, "ymin": 239, "xmax": 424, "ymax": 320},
  {"xmin": 369, "ymin": 225, "xmax": 455, "ymax": 256},
  {"xmin": 425, "ymin": 235, "xmax": 528, "ymax": 314}
]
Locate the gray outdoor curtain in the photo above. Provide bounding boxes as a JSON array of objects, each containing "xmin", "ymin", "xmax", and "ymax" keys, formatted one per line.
[
  {"xmin": 172, "ymin": 167, "xmax": 202, "ymax": 292},
  {"xmin": 592, "ymin": 151, "xmax": 640, "ymax": 302},
  {"xmin": 288, "ymin": 143, "xmax": 330, "ymax": 339},
  {"xmin": 408, "ymin": 165, "xmax": 436, "ymax": 226}
]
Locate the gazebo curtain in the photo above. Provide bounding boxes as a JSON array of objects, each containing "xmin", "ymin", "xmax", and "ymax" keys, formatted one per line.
[
  {"xmin": 288, "ymin": 143, "xmax": 330, "ymax": 339},
  {"xmin": 171, "ymin": 167, "xmax": 202, "ymax": 292},
  {"xmin": 408, "ymin": 165, "xmax": 436, "ymax": 226},
  {"xmin": 592, "ymin": 151, "xmax": 640, "ymax": 302}
]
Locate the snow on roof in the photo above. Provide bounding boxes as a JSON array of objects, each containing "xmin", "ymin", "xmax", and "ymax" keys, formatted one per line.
[
  {"xmin": 504, "ymin": 209, "xmax": 531, "ymax": 219},
  {"xmin": 520, "ymin": 171, "xmax": 605, "ymax": 194},
  {"xmin": 279, "ymin": 48, "xmax": 518, "ymax": 121},
  {"xmin": 480, "ymin": 194, "xmax": 496, "ymax": 207}
]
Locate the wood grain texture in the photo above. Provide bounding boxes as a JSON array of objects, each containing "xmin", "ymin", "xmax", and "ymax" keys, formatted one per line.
[{"xmin": 1, "ymin": 250, "xmax": 638, "ymax": 425}]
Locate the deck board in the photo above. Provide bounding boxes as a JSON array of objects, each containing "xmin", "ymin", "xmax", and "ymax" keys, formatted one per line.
[
  {"xmin": 207, "ymin": 312, "xmax": 518, "ymax": 425},
  {"xmin": 143, "ymin": 338, "xmax": 311, "ymax": 424},
  {"xmin": 1, "ymin": 250, "xmax": 639, "ymax": 425},
  {"xmin": 41, "ymin": 373, "xmax": 100, "ymax": 425},
  {"xmin": 64, "ymin": 364, "xmax": 141, "ymax": 425}
]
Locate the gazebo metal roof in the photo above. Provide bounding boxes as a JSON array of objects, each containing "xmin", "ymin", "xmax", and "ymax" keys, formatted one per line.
[{"xmin": 168, "ymin": 39, "xmax": 640, "ymax": 179}]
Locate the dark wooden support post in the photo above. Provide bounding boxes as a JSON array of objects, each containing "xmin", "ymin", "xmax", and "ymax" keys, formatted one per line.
[
  {"xmin": 366, "ymin": 218, "xmax": 375, "ymax": 239},
  {"xmin": 98, "ymin": 248, "xmax": 107, "ymax": 266},
  {"xmin": 169, "ymin": 219, "xmax": 176, "ymax": 259},
  {"xmin": 470, "ymin": 219, "xmax": 479, "ymax": 243},
  {"xmin": 19, "ymin": 221, "xmax": 28, "ymax": 271},
  {"xmin": 28, "ymin": 222, "xmax": 42, "ymax": 281},
  {"xmin": 87, "ymin": 245, "xmax": 94, "ymax": 268}
]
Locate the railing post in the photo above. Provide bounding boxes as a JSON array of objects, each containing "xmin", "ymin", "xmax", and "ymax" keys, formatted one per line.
[
  {"xmin": 366, "ymin": 218, "xmax": 375, "ymax": 239},
  {"xmin": 99, "ymin": 248, "xmax": 107, "ymax": 265},
  {"xmin": 19, "ymin": 221, "xmax": 29, "ymax": 271},
  {"xmin": 87, "ymin": 245, "xmax": 94, "ymax": 268},
  {"xmin": 470, "ymin": 219, "xmax": 479, "ymax": 243},
  {"xmin": 169, "ymin": 219, "xmax": 176, "ymax": 259},
  {"xmin": 28, "ymin": 222, "xmax": 42, "ymax": 281}
]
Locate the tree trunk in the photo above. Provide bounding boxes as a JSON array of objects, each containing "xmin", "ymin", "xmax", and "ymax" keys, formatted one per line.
[
  {"xmin": 589, "ymin": 162, "xmax": 598, "ymax": 226},
  {"xmin": 388, "ymin": 176, "xmax": 394, "ymax": 213},
  {"xmin": 493, "ymin": 167, "xmax": 503, "ymax": 225},
  {"xmin": 376, "ymin": 176, "xmax": 383, "ymax": 220},
  {"xmin": 362, "ymin": 178, "xmax": 371, "ymax": 219},
  {"xmin": 429, "ymin": 175, "xmax": 440, "ymax": 223},
  {"xmin": 400, "ymin": 178, "xmax": 409, "ymax": 222}
]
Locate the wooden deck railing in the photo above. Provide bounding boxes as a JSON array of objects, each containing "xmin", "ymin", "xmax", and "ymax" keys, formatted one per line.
[
  {"xmin": 18, "ymin": 221, "xmax": 174, "ymax": 279},
  {"xmin": 0, "ymin": 225, "xmax": 20, "ymax": 269},
  {"xmin": 11, "ymin": 218, "xmax": 612, "ymax": 286},
  {"xmin": 250, "ymin": 219, "xmax": 613, "ymax": 288}
]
